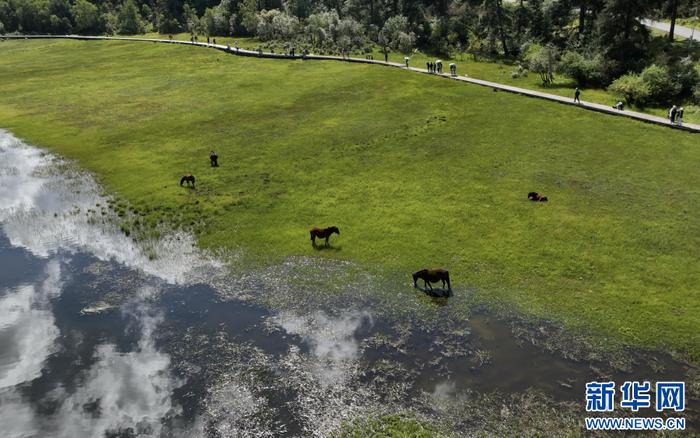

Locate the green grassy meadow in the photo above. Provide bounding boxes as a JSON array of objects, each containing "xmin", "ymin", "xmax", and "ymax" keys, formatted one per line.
[
  {"xmin": 1, "ymin": 39, "xmax": 699, "ymax": 360},
  {"xmin": 143, "ymin": 32, "xmax": 700, "ymax": 124}
]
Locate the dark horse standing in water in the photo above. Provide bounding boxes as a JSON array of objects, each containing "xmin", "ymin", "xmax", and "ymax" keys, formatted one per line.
[
  {"xmin": 413, "ymin": 268, "xmax": 451, "ymax": 292},
  {"xmin": 310, "ymin": 226, "xmax": 339, "ymax": 246},
  {"xmin": 180, "ymin": 174, "xmax": 196, "ymax": 188}
]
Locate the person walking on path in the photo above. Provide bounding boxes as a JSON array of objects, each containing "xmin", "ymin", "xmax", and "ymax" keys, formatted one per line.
[
  {"xmin": 676, "ymin": 107, "xmax": 684, "ymax": 126},
  {"xmin": 574, "ymin": 87, "xmax": 581, "ymax": 104},
  {"xmin": 426, "ymin": 61, "xmax": 430, "ymax": 72},
  {"xmin": 669, "ymin": 105, "xmax": 678, "ymax": 124},
  {"xmin": 384, "ymin": 52, "xmax": 388, "ymax": 63},
  {"xmin": 404, "ymin": 56, "xmax": 410, "ymax": 68},
  {"xmin": 449, "ymin": 63, "xmax": 456, "ymax": 76}
]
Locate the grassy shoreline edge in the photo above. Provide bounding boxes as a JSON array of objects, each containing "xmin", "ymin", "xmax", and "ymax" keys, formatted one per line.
[{"xmin": 1, "ymin": 38, "xmax": 699, "ymax": 364}]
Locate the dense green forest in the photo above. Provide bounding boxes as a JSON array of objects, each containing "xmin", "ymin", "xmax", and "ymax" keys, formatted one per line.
[{"xmin": 1, "ymin": 0, "xmax": 699, "ymax": 106}]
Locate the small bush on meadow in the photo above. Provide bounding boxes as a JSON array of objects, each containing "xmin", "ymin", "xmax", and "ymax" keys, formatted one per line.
[
  {"xmin": 641, "ymin": 64, "xmax": 681, "ymax": 104},
  {"xmin": 609, "ymin": 73, "xmax": 651, "ymax": 105},
  {"xmin": 609, "ymin": 63, "xmax": 698, "ymax": 107},
  {"xmin": 558, "ymin": 51, "xmax": 607, "ymax": 87},
  {"xmin": 523, "ymin": 44, "xmax": 558, "ymax": 86}
]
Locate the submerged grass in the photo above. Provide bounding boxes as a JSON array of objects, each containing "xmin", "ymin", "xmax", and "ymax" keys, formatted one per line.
[
  {"xmin": 335, "ymin": 413, "xmax": 440, "ymax": 437},
  {"xmin": 0, "ymin": 39, "xmax": 699, "ymax": 360}
]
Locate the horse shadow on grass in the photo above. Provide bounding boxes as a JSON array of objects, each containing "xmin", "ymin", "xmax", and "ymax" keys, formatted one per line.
[
  {"xmin": 413, "ymin": 284, "xmax": 452, "ymax": 299},
  {"xmin": 311, "ymin": 243, "xmax": 342, "ymax": 252}
]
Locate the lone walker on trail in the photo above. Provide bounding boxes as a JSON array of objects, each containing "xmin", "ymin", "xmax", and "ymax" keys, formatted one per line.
[
  {"xmin": 574, "ymin": 87, "xmax": 581, "ymax": 104},
  {"xmin": 404, "ymin": 56, "xmax": 410, "ymax": 68},
  {"xmin": 449, "ymin": 63, "xmax": 456, "ymax": 76},
  {"xmin": 310, "ymin": 226, "xmax": 340, "ymax": 246},
  {"xmin": 209, "ymin": 151, "xmax": 218, "ymax": 167}
]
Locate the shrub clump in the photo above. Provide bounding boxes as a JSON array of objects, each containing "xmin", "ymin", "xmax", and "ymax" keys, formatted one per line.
[{"xmin": 609, "ymin": 60, "xmax": 699, "ymax": 107}]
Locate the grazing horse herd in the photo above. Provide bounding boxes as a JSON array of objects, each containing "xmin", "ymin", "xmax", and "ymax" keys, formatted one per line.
[{"xmin": 181, "ymin": 153, "xmax": 549, "ymax": 297}]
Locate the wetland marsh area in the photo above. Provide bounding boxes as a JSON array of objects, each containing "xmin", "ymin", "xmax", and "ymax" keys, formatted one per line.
[{"xmin": 0, "ymin": 39, "xmax": 699, "ymax": 436}]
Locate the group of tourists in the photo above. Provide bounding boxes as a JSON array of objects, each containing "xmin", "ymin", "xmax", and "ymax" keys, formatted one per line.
[
  {"xmin": 187, "ymin": 34, "xmax": 219, "ymax": 45},
  {"xmin": 426, "ymin": 60, "xmax": 443, "ymax": 73},
  {"xmin": 669, "ymin": 105, "xmax": 685, "ymax": 126}
]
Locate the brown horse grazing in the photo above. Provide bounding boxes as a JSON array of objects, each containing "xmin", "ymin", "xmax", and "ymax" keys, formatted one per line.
[
  {"xmin": 413, "ymin": 268, "xmax": 451, "ymax": 292},
  {"xmin": 310, "ymin": 226, "xmax": 339, "ymax": 246},
  {"xmin": 527, "ymin": 192, "xmax": 548, "ymax": 202},
  {"xmin": 180, "ymin": 174, "xmax": 196, "ymax": 187}
]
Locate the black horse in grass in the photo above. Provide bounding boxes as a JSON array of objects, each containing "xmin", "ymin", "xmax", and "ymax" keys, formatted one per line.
[
  {"xmin": 180, "ymin": 174, "xmax": 196, "ymax": 188},
  {"xmin": 310, "ymin": 226, "xmax": 339, "ymax": 246},
  {"xmin": 528, "ymin": 192, "xmax": 548, "ymax": 202},
  {"xmin": 413, "ymin": 268, "xmax": 451, "ymax": 293}
]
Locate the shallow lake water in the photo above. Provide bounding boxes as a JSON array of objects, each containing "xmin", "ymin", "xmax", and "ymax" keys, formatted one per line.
[{"xmin": 0, "ymin": 130, "xmax": 695, "ymax": 436}]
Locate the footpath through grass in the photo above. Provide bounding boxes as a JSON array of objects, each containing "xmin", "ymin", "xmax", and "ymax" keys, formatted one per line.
[
  {"xmin": 1, "ymin": 39, "xmax": 699, "ymax": 360},
  {"xmin": 143, "ymin": 32, "xmax": 700, "ymax": 124}
]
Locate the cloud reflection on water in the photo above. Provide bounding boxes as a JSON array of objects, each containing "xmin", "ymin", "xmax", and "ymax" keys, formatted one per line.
[
  {"xmin": 0, "ymin": 131, "xmax": 190, "ymax": 437},
  {"xmin": 0, "ymin": 130, "xmax": 223, "ymax": 285},
  {"xmin": 0, "ymin": 260, "xmax": 61, "ymax": 389},
  {"xmin": 54, "ymin": 304, "xmax": 182, "ymax": 438}
]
